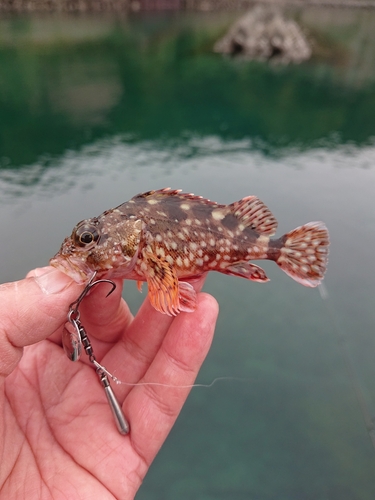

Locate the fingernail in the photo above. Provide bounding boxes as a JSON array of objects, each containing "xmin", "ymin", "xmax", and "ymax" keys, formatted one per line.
[{"xmin": 33, "ymin": 267, "xmax": 73, "ymax": 295}]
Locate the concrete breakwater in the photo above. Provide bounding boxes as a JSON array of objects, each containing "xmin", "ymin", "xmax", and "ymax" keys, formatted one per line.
[{"xmin": 1, "ymin": 0, "xmax": 374, "ymax": 12}]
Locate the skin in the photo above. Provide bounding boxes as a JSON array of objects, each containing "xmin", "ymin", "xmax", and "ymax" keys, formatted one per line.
[{"xmin": 0, "ymin": 267, "xmax": 218, "ymax": 499}]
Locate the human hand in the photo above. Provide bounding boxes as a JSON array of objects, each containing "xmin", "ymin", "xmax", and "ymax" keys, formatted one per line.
[{"xmin": 0, "ymin": 267, "xmax": 218, "ymax": 499}]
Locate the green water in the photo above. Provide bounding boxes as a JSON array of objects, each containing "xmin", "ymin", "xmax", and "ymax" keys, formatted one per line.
[{"xmin": 1, "ymin": 12, "xmax": 375, "ymax": 499}]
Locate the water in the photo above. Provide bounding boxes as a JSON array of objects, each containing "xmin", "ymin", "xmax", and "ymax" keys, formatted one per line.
[{"xmin": 1, "ymin": 11, "xmax": 375, "ymax": 499}]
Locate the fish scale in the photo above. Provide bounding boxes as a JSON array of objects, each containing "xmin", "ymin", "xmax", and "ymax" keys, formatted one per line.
[{"xmin": 50, "ymin": 188, "xmax": 330, "ymax": 316}]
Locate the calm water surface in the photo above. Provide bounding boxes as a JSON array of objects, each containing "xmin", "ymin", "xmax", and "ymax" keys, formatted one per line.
[{"xmin": 1, "ymin": 12, "xmax": 375, "ymax": 499}]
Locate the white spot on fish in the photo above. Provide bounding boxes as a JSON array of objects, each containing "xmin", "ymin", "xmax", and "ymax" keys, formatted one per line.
[
  {"xmin": 184, "ymin": 257, "xmax": 190, "ymax": 267},
  {"xmin": 209, "ymin": 238, "xmax": 215, "ymax": 246},
  {"xmin": 176, "ymin": 256, "xmax": 183, "ymax": 267},
  {"xmin": 212, "ymin": 209, "xmax": 225, "ymax": 221},
  {"xmin": 177, "ymin": 232, "xmax": 185, "ymax": 240},
  {"xmin": 156, "ymin": 247, "xmax": 165, "ymax": 258},
  {"xmin": 181, "ymin": 203, "xmax": 190, "ymax": 210},
  {"xmin": 186, "ymin": 219, "xmax": 192, "ymax": 226},
  {"xmin": 197, "ymin": 248, "xmax": 203, "ymax": 257},
  {"xmin": 257, "ymin": 235, "xmax": 270, "ymax": 245},
  {"xmin": 166, "ymin": 255, "xmax": 174, "ymax": 265},
  {"xmin": 171, "ymin": 241, "xmax": 178, "ymax": 250},
  {"xmin": 155, "ymin": 234, "xmax": 163, "ymax": 242},
  {"xmin": 200, "ymin": 241, "xmax": 207, "ymax": 248},
  {"xmin": 196, "ymin": 258, "xmax": 204, "ymax": 266},
  {"xmin": 189, "ymin": 242, "xmax": 198, "ymax": 251},
  {"xmin": 195, "ymin": 219, "xmax": 202, "ymax": 225},
  {"xmin": 147, "ymin": 199, "xmax": 159, "ymax": 205}
]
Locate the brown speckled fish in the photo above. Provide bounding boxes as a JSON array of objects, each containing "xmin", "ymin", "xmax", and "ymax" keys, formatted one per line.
[{"xmin": 50, "ymin": 188, "xmax": 329, "ymax": 315}]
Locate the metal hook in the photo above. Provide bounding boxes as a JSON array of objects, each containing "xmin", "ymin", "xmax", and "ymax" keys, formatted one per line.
[{"xmin": 68, "ymin": 272, "xmax": 117, "ymax": 321}]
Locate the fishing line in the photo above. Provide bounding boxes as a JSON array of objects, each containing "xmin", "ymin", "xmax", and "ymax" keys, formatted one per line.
[
  {"xmin": 100, "ymin": 369, "xmax": 252, "ymax": 389},
  {"xmin": 318, "ymin": 283, "xmax": 375, "ymax": 451}
]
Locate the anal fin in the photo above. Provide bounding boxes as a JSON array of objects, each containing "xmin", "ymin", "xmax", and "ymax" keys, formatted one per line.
[{"xmin": 222, "ymin": 261, "xmax": 269, "ymax": 283}]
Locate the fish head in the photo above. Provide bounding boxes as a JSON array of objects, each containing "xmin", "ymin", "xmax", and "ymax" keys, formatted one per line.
[{"xmin": 50, "ymin": 216, "xmax": 143, "ymax": 283}]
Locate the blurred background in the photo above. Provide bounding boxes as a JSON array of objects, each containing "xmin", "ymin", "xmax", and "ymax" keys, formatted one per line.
[{"xmin": 1, "ymin": 4, "xmax": 375, "ymax": 498}]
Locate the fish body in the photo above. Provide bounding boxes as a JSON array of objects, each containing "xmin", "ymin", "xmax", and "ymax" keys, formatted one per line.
[{"xmin": 50, "ymin": 188, "xmax": 329, "ymax": 315}]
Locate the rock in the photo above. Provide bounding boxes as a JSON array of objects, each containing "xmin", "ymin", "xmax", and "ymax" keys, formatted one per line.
[{"xmin": 214, "ymin": 6, "xmax": 312, "ymax": 64}]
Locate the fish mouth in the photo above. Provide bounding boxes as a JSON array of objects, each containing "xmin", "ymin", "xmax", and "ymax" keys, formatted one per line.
[{"xmin": 49, "ymin": 255, "xmax": 94, "ymax": 284}]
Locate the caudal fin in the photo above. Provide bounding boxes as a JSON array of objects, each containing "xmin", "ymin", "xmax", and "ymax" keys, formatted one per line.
[{"xmin": 276, "ymin": 222, "xmax": 329, "ymax": 287}]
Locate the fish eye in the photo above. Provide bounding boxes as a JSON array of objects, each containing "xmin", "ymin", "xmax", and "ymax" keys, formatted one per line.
[{"xmin": 73, "ymin": 223, "xmax": 100, "ymax": 248}]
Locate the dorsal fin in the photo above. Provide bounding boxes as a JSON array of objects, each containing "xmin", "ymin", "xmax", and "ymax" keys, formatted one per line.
[
  {"xmin": 229, "ymin": 196, "xmax": 278, "ymax": 236},
  {"xmin": 132, "ymin": 188, "xmax": 213, "ymax": 205}
]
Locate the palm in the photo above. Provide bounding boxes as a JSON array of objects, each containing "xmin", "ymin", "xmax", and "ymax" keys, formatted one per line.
[{"xmin": 0, "ymin": 270, "xmax": 218, "ymax": 499}]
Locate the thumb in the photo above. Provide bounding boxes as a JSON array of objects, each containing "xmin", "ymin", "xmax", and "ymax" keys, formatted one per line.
[{"xmin": 0, "ymin": 267, "xmax": 83, "ymax": 378}]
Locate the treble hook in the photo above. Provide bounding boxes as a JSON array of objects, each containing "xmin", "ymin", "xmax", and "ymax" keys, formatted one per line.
[{"xmin": 68, "ymin": 272, "xmax": 117, "ymax": 322}]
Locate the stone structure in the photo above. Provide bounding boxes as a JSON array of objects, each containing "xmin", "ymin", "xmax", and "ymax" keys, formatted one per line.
[{"xmin": 214, "ymin": 6, "xmax": 312, "ymax": 64}]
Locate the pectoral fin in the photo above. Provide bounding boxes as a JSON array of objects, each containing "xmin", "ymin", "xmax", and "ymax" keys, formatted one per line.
[
  {"xmin": 222, "ymin": 261, "xmax": 269, "ymax": 283},
  {"xmin": 145, "ymin": 254, "xmax": 197, "ymax": 315}
]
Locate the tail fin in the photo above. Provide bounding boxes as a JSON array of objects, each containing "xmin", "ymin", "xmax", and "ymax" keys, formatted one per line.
[{"xmin": 276, "ymin": 222, "xmax": 329, "ymax": 287}]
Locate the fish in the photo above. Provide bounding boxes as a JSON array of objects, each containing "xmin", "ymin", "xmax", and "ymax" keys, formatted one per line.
[{"xmin": 50, "ymin": 188, "xmax": 329, "ymax": 316}]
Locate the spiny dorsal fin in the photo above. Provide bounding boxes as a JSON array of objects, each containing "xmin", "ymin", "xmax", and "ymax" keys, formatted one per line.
[
  {"xmin": 229, "ymin": 196, "xmax": 278, "ymax": 236},
  {"xmin": 132, "ymin": 188, "xmax": 213, "ymax": 205}
]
